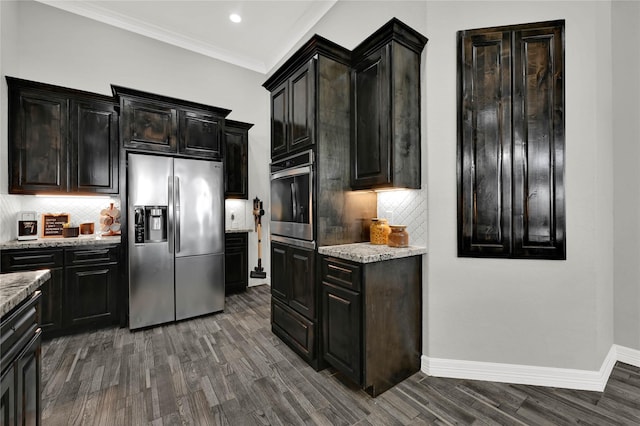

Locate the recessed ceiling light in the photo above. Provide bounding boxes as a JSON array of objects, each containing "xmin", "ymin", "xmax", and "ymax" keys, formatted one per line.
[{"xmin": 229, "ymin": 13, "xmax": 242, "ymax": 23}]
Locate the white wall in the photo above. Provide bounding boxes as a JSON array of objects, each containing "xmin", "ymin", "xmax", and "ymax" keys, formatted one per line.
[
  {"xmin": 426, "ymin": 1, "xmax": 614, "ymax": 370},
  {"xmin": 0, "ymin": 0, "xmax": 271, "ymax": 281},
  {"xmin": 613, "ymin": 0, "xmax": 640, "ymax": 351}
]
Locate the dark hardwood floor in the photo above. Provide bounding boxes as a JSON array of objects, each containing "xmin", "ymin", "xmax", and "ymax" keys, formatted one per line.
[{"xmin": 42, "ymin": 284, "xmax": 640, "ymax": 425}]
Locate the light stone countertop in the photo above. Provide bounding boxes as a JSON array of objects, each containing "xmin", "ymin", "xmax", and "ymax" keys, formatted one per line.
[
  {"xmin": 318, "ymin": 242, "xmax": 427, "ymax": 264},
  {"xmin": 0, "ymin": 235, "xmax": 121, "ymax": 250},
  {"xmin": 0, "ymin": 270, "xmax": 51, "ymax": 317}
]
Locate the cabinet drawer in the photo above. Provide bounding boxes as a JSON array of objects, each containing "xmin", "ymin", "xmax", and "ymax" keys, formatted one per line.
[
  {"xmin": 271, "ymin": 298, "xmax": 315, "ymax": 362},
  {"xmin": 1, "ymin": 250, "xmax": 63, "ymax": 271},
  {"xmin": 224, "ymin": 233, "xmax": 247, "ymax": 248},
  {"xmin": 321, "ymin": 257, "xmax": 361, "ymax": 292},
  {"xmin": 65, "ymin": 246, "xmax": 118, "ymax": 265},
  {"xmin": 0, "ymin": 291, "xmax": 40, "ymax": 372}
]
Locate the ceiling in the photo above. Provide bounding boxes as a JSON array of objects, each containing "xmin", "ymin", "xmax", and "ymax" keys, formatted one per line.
[{"xmin": 37, "ymin": 0, "xmax": 338, "ymax": 74}]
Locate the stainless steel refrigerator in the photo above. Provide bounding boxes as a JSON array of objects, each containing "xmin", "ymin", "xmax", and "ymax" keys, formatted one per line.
[{"xmin": 127, "ymin": 153, "xmax": 224, "ymax": 330}]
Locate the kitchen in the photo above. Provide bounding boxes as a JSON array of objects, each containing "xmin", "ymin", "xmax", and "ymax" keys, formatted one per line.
[{"xmin": 1, "ymin": 0, "xmax": 639, "ymax": 424}]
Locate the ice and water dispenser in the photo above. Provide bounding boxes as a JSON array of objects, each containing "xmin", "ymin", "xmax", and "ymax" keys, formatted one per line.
[{"xmin": 134, "ymin": 206, "xmax": 167, "ymax": 243}]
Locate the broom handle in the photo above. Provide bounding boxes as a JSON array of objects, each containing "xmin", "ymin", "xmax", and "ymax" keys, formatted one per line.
[{"xmin": 256, "ymin": 223, "xmax": 262, "ymax": 260}]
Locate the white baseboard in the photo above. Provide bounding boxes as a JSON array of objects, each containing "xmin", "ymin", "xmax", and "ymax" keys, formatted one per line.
[
  {"xmin": 614, "ymin": 344, "xmax": 640, "ymax": 368},
  {"xmin": 421, "ymin": 344, "xmax": 627, "ymax": 392}
]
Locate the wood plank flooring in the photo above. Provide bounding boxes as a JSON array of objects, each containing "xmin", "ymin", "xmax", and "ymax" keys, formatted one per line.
[{"xmin": 42, "ymin": 284, "xmax": 640, "ymax": 425}]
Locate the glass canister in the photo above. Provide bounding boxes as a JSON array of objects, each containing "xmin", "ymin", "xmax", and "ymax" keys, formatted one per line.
[
  {"xmin": 370, "ymin": 218, "xmax": 390, "ymax": 245},
  {"xmin": 387, "ymin": 225, "xmax": 409, "ymax": 248}
]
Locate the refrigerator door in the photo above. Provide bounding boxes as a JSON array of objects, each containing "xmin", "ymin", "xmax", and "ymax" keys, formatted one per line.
[
  {"xmin": 175, "ymin": 253, "xmax": 224, "ymax": 320},
  {"xmin": 173, "ymin": 158, "xmax": 224, "ymax": 257},
  {"xmin": 128, "ymin": 154, "xmax": 175, "ymax": 329}
]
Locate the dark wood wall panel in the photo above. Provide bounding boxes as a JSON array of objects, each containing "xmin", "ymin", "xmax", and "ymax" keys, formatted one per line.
[
  {"xmin": 512, "ymin": 25, "xmax": 565, "ymax": 258},
  {"xmin": 458, "ymin": 20, "xmax": 565, "ymax": 259},
  {"xmin": 459, "ymin": 31, "xmax": 512, "ymax": 256}
]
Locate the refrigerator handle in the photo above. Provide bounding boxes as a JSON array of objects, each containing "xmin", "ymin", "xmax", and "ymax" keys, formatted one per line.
[
  {"xmin": 175, "ymin": 176, "xmax": 181, "ymax": 253},
  {"xmin": 168, "ymin": 176, "xmax": 174, "ymax": 254}
]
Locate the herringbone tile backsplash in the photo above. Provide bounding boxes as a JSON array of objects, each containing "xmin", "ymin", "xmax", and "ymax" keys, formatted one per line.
[
  {"xmin": 377, "ymin": 188, "xmax": 428, "ymax": 248},
  {"xmin": 0, "ymin": 194, "xmax": 119, "ymax": 242}
]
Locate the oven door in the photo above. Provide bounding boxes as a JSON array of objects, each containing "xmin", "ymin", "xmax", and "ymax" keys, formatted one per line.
[{"xmin": 270, "ymin": 165, "xmax": 313, "ymax": 242}]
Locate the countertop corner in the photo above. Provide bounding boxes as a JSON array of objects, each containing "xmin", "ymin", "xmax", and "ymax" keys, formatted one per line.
[
  {"xmin": 0, "ymin": 270, "xmax": 51, "ymax": 317},
  {"xmin": 318, "ymin": 242, "xmax": 427, "ymax": 264}
]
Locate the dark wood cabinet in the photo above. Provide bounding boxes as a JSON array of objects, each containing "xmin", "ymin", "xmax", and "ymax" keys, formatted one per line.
[
  {"xmin": 351, "ymin": 19, "xmax": 427, "ymax": 190},
  {"xmin": 70, "ymin": 99, "xmax": 119, "ymax": 194},
  {"xmin": 7, "ymin": 77, "xmax": 119, "ymax": 195},
  {"xmin": 120, "ymin": 96, "xmax": 177, "ymax": 153},
  {"xmin": 179, "ymin": 108, "xmax": 224, "ymax": 159},
  {"xmin": 224, "ymin": 120, "xmax": 253, "ymax": 199},
  {"xmin": 15, "ymin": 330, "xmax": 41, "ymax": 426},
  {"xmin": 64, "ymin": 246, "xmax": 119, "ymax": 329},
  {"xmin": 457, "ymin": 20, "xmax": 565, "ymax": 259},
  {"xmin": 0, "ymin": 250, "xmax": 64, "ymax": 335},
  {"xmin": 270, "ymin": 241, "xmax": 316, "ymax": 363},
  {"xmin": 268, "ymin": 59, "xmax": 315, "ymax": 159},
  {"xmin": 270, "ymin": 241, "xmax": 315, "ymax": 318},
  {"xmin": 224, "ymin": 232, "xmax": 248, "ymax": 294},
  {"xmin": 320, "ymin": 255, "xmax": 422, "ymax": 397},
  {"xmin": 0, "ymin": 291, "xmax": 42, "ymax": 426},
  {"xmin": 113, "ymin": 85, "xmax": 230, "ymax": 160},
  {"xmin": 0, "ymin": 365, "xmax": 16, "ymax": 426},
  {"xmin": 1, "ymin": 245, "xmax": 120, "ymax": 338},
  {"xmin": 322, "ymin": 280, "xmax": 361, "ymax": 384}
]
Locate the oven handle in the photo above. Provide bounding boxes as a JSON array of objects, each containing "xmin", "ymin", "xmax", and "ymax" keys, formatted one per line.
[{"xmin": 270, "ymin": 165, "xmax": 312, "ymax": 181}]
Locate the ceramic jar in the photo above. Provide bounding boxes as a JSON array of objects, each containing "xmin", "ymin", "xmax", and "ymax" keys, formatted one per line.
[
  {"xmin": 370, "ymin": 218, "xmax": 390, "ymax": 245},
  {"xmin": 387, "ymin": 225, "xmax": 409, "ymax": 248}
]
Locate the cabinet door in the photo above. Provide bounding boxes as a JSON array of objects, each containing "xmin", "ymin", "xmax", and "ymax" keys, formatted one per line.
[
  {"xmin": 289, "ymin": 246, "xmax": 315, "ymax": 319},
  {"xmin": 351, "ymin": 47, "xmax": 390, "ymax": 189},
  {"xmin": 179, "ymin": 109, "xmax": 223, "ymax": 159},
  {"xmin": 289, "ymin": 59, "xmax": 315, "ymax": 154},
  {"xmin": 15, "ymin": 331, "xmax": 40, "ymax": 426},
  {"xmin": 69, "ymin": 99, "xmax": 119, "ymax": 194},
  {"xmin": 458, "ymin": 30, "xmax": 513, "ymax": 257},
  {"xmin": 8, "ymin": 88, "xmax": 68, "ymax": 194},
  {"xmin": 121, "ymin": 98, "xmax": 177, "ymax": 152},
  {"xmin": 224, "ymin": 122, "xmax": 250, "ymax": 199},
  {"xmin": 224, "ymin": 233, "xmax": 248, "ymax": 294},
  {"xmin": 270, "ymin": 81, "xmax": 288, "ymax": 158},
  {"xmin": 511, "ymin": 24, "xmax": 565, "ymax": 259},
  {"xmin": 65, "ymin": 264, "xmax": 118, "ymax": 328},
  {"xmin": 39, "ymin": 269, "xmax": 64, "ymax": 335},
  {"xmin": 0, "ymin": 365, "xmax": 16, "ymax": 426},
  {"xmin": 322, "ymin": 282, "xmax": 361, "ymax": 384},
  {"xmin": 270, "ymin": 242, "xmax": 288, "ymax": 301}
]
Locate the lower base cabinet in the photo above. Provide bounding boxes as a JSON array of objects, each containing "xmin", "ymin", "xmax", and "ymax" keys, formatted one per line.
[
  {"xmin": 224, "ymin": 232, "xmax": 248, "ymax": 295},
  {"xmin": 1, "ymin": 245, "xmax": 120, "ymax": 338},
  {"xmin": 270, "ymin": 241, "xmax": 317, "ymax": 367},
  {"xmin": 0, "ymin": 291, "xmax": 42, "ymax": 426},
  {"xmin": 321, "ymin": 255, "xmax": 422, "ymax": 397}
]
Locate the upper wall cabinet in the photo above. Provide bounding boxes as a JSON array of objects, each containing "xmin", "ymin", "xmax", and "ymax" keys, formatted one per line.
[
  {"xmin": 457, "ymin": 20, "xmax": 565, "ymax": 260},
  {"xmin": 113, "ymin": 86, "xmax": 230, "ymax": 160},
  {"xmin": 224, "ymin": 120, "xmax": 253, "ymax": 199},
  {"xmin": 350, "ymin": 19, "xmax": 427, "ymax": 190},
  {"xmin": 7, "ymin": 77, "xmax": 119, "ymax": 195},
  {"xmin": 266, "ymin": 57, "xmax": 316, "ymax": 159}
]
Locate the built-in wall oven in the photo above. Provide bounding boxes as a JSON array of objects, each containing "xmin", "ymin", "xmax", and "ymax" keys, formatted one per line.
[{"xmin": 270, "ymin": 150, "xmax": 314, "ymax": 249}]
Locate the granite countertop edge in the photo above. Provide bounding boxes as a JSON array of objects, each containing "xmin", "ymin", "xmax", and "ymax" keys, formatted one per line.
[
  {"xmin": 0, "ymin": 235, "xmax": 121, "ymax": 250},
  {"xmin": 0, "ymin": 270, "xmax": 51, "ymax": 317},
  {"xmin": 318, "ymin": 242, "xmax": 427, "ymax": 264}
]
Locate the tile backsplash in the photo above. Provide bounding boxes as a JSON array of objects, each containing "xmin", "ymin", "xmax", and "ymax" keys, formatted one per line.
[
  {"xmin": 377, "ymin": 188, "xmax": 427, "ymax": 248},
  {"xmin": 0, "ymin": 194, "xmax": 120, "ymax": 242}
]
